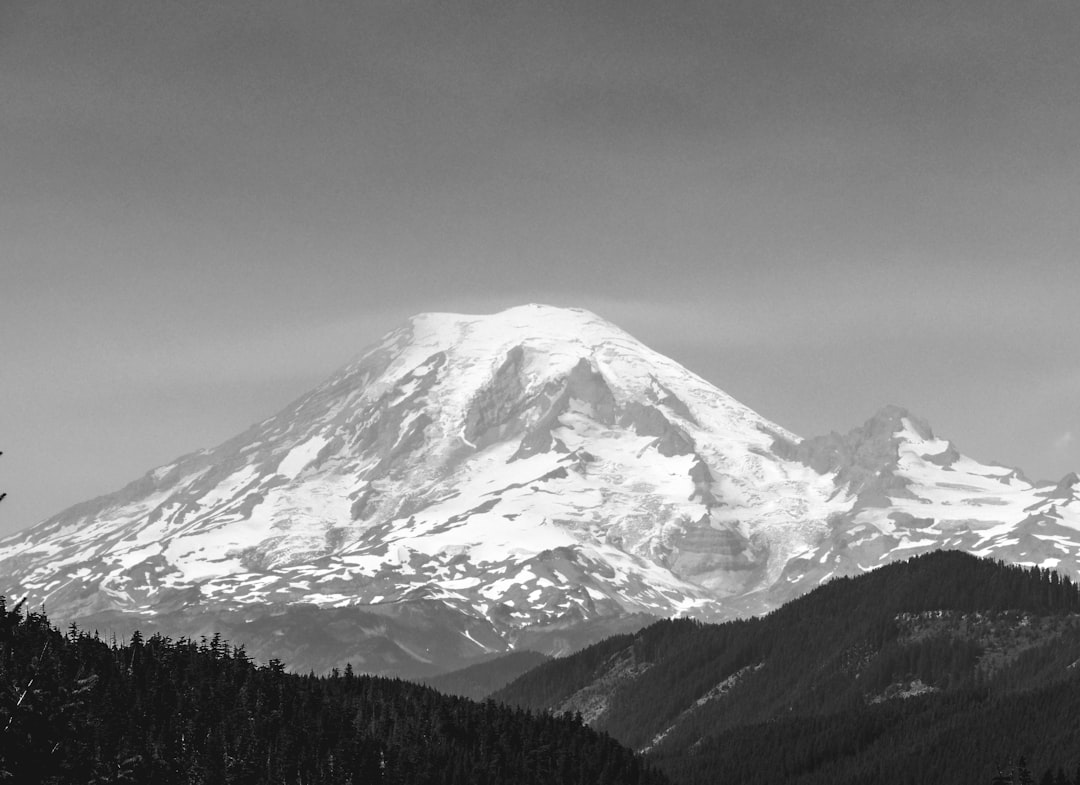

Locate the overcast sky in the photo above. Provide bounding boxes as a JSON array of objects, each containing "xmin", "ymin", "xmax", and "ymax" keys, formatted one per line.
[{"xmin": 3, "ymin": 0, "xmax": 1079, "ymax": 537}]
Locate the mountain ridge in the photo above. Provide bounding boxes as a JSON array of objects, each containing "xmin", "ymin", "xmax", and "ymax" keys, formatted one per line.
[
  {"xmin": 491, "ymin": 551, "xmax": 1080, "ymax": 785},
  {"xmin": 2, "ymin": 304, "xmax": 1078, "ymax": 674}
]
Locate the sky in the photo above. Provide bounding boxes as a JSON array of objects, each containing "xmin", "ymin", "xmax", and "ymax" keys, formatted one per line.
[{"xmin": 2, "ymin": 0, "xmax": 1079, "ymax": 537}]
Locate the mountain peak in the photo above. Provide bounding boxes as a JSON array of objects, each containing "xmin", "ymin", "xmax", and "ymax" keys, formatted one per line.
[
  {"xmin": 3, "ymin": 301, "xmax": 820, "ymax": 672},
  {"xmin": 367, "ymin": 305, "xmax": 644, "ymax": 401},
  {"xmin": 772, "ymin": 404, "xmax": 945, "ymax": 504},
  {"xmin": 405, "ymin": 304, "xmax": 614, "ymax": 337},
  {"xmin": 1042, "ymin": 471, "xmax": 1080, "ymax": 500},
  {"xmin": 399, "ymin": 304, "xmax": 634, "ymax": 357},
  {"xmin": 865, "ymin": 404, "xmax": 934, "ymax": 441}
]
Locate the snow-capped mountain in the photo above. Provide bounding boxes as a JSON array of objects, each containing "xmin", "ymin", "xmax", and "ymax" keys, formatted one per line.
[
  {"xmin": 2, "ymin": 305, "xmax": 1077, "ymax": 674},
  {"xmin": 765, "ymin": 406, "xmax": 1080, "ymax": 612}
]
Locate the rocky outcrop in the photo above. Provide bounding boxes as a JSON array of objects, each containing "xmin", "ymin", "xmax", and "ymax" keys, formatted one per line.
[
  {"xmin": 774, "ymin": 405, "xmax": 924, "ymax": 502},
  {"xmin": 513, "ymin": 358, "xmax": 617, "ymax": 459},
  {"xmin": 463, "ymin": 346, "xmax": 528, "ymax": 449},
  {"xmin": 619, "ymin": 403, "xmax": 695, "ymax": 456}
]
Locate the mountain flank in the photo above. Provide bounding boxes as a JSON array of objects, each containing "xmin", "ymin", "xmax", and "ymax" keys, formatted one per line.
[
  {"xmin": 2, "ymin": 305, "xmax": 1079, "ymax": 675},
  {"xmin": 422, "ymin": 650, "xmax": 552, "ymax": 700},
  {"xmin": 494, "ymin": 551, "xmax": 1080, "ymax": 785}
]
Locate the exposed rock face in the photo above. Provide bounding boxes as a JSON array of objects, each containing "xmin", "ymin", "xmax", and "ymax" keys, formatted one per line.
[
  {"xmin": 512, "ymin": 358, "xmax": 619, "ymax": 459},
  {"xmin": 620, "ymin": 403, "xmax": 695, "ymax": 457},
  {"xmin": 1, "ymin": 305, "xmax": 1077, "ymax": 675},
  {"xmin": 1042, "ymin": 472, "xmax": 1080, "ymax": 501},
  {"xmin": 774, "ymin": 405, "xmax": 931, "ymax": 502},
  {"xmin": 463, "ymin": 346, "xmax": 528, "ymax": 449}
]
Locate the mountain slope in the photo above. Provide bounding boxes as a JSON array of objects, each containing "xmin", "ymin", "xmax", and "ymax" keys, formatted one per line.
[
  {"xmin": 0, "ymin": 305, "xmax": 841, "ymax": 670},
  {"xmin": 763, "ymin": 406, "xmax": 1080, "ymax": 612},
  {"xmin": 1, "ymin": 305, "xmax": 1079, "ymax": 674},
  {"xmin": 493, "ymin": 551, "xmax": 1080, "ymax": 785},
  {"xmin": 422, "ymin": 650, "xmax": 552, "ymax": 700}
]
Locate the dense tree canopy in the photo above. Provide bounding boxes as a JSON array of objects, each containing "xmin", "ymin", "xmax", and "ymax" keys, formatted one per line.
[
  {"xmin": 495, "ymin": 552, "xmax": 1080, "ymax": 785},
  {"xmin": 0, "ymin": 597, "xmax": 665, "ymax": 785}
]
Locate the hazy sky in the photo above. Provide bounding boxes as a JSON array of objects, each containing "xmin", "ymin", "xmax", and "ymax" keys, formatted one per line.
[{"xmin": 3, "ymin": 0, "xmax": 1079, "ymax": 537}]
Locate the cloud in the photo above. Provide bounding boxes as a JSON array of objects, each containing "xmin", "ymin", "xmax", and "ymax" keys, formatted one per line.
[{"xmin": 1053, "ymin": 431, "xmax": 1075, "ymax": 453}]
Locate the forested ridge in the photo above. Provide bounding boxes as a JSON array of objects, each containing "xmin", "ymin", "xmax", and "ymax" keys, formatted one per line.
[
  {"xmin": 0, "ymin": 597, "xmax": 665, "ymax": 785},
  {"xmin": 495, "ymin": 551, "xmax": 1080, "ymax": 785},
  {"xmin": 421, "ymin": 651, "xmax": 551, "ymax": 701}
]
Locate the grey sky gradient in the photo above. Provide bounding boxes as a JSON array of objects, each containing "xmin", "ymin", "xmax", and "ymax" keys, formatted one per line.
[{"xmin": 3, "ymin": 0, "xmax": 1079, "ymax": 536}]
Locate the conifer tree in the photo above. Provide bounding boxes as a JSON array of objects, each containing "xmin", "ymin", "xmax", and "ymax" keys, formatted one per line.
[{"xmin": 1018, "ymin": 757, "xmax": 1037, "ymax": 785}]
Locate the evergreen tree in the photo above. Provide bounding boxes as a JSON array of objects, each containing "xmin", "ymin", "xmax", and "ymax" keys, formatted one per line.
[{"xmin": 1018, "ymin": 757, "xmax": 1036, "ymax": 785}]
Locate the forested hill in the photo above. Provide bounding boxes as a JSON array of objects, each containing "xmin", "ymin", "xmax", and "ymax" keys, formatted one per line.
[
  {"xmin": 493, "ymin": 551, "xmax": 1080, "ymax": 785},
  {"xmin": 422, "ymin": 650, "xmax": 552, "ymax": 700},
  {"xmin": 0, "ymin": 598, "xmax": 665, "ymax": 785}
]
